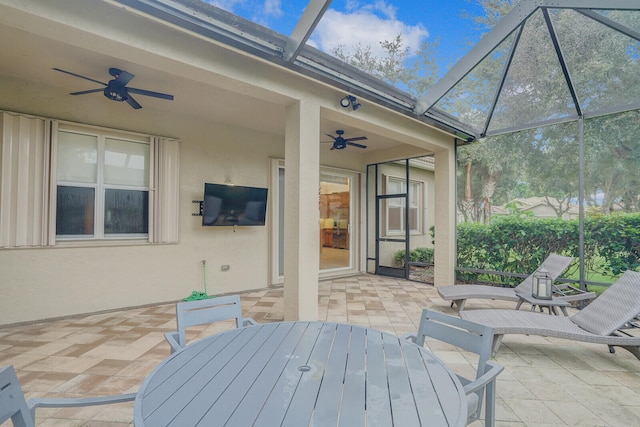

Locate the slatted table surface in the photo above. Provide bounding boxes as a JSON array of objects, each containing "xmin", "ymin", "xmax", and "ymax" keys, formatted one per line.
[{"xmin": 134, "ymin": 322, "xmax": 467, "ymax": 426}]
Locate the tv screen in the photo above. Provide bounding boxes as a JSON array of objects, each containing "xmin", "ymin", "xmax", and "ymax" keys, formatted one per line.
[{"xmin": 202, "ymin": 183, "xmax": 268, "ymax": 226}]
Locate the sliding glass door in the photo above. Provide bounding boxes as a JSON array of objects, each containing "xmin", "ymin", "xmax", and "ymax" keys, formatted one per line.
[
  {"xmin": 319, "ymin": 171, "xmax": 352, "ymax": 271},
  {"xmin": 270, "ymin": 160, "xmax": 357, "ymax": 284}
]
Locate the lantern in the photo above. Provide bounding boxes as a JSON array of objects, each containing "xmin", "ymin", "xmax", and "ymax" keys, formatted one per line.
[{"xmin": 532, "ymin": 267, "xmax": 553, "ymax": 300}]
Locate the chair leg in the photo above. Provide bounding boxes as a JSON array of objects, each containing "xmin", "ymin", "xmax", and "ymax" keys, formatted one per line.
[
  {"xmin": 485, "ymin": 379, "xmax": 497, "ymax": 427},
  {"xmin": 491, "ymin": 335, "xmax": 504, "ymax": 357},
  {"xmin": 619, "ymin": 345, "xmax": 640, "ymax": 361},
  {"xmin": 454, "ymin": 299, "xmax": 466, "ymax": 314}
]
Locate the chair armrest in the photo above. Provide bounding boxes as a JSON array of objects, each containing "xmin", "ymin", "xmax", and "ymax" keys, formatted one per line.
[
  {"xmin": 243, "ymin": 317, "xmax": 258, "ymax": 326},
  {"xmin": 462, "ymin": 361, "xmax": 504, "ymax": 395},
  {"xmin": 164, "ymin": 331, "xmax": 182, "ymax": 353},
  {"xmin": 402, "ymin": 333, "xmax": 417, "ymax": 343},
  {"xmin": 28, "ymin": 393, "xmax": 136, "ymax": 421}
]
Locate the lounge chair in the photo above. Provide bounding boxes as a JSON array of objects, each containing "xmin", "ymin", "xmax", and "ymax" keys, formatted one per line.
[
  {"xmin": 438, "ymin": 254, "xmax": 595, "ymax": 313},
  {"xmin": 460, "ymin": 270, "xmax": 640, "ymax": 360}
]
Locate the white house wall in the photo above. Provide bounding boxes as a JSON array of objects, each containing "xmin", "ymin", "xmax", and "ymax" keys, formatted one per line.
[
  {"xmin": 0, "ymin": 0, "xmax": 459, "ymax": 325},
  {"xmin": 0, "ymin": 113, "xmax": 281, "ymax": 325}
]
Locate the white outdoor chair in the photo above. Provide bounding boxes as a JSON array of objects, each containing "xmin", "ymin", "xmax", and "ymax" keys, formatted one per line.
[
  {"xmin": 0, "ymin": 365, "xmax": 136, "ymax": 427},
  {"xmin": 405, "ymin": 309, "xmax": 504, "ymax": 426},
  {"xmin": 164, "ymin": 295, "xmax": 257, "ymax": 353}
]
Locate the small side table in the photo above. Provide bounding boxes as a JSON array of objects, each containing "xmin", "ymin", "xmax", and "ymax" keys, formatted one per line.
[{"xmin": 515, "ymin": 293, "xmax": 571, "ymax": 316}]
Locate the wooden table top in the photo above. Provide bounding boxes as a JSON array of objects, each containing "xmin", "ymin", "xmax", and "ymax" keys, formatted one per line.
[{"xmin": 134, "ymin": 322, "xmax": 467, "ymax": 426}]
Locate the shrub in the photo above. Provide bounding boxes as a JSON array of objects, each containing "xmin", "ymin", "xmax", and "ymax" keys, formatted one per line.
[
  {"xmin": 456, "ymin": 213, "xmax": 640, "ymax": 283},
  {"xmin": 394, "ymin": 247, "xmax": 434, "ymax": 266}
]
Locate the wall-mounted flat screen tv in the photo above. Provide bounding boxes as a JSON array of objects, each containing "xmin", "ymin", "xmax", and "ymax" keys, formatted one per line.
[{"xmin": 202, "ymin": 183, "xmax": 268, "ymax": 226}]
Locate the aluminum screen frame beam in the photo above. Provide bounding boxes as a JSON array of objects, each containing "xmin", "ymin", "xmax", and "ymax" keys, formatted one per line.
[
  {"xmin": 285, "ymin": 0, "xmax": 331, "ymax": 62},
  {"xmin": 542, "ymin": 8, "xmax": 582, "ymax": 117},
  {"xmin": 414, "ymin": 0, "xmax": 542, "ymax": 115},
  {"xmin": 481, "ymin": 24, "xmax": 524, "ymax": 137},
  {"xmin": 577, "ymin": 9, "xmax": 640, "ymax": 42},
  {"xmin": 416, "ymin": 0, "xmax": 640, "ymax": 126}
]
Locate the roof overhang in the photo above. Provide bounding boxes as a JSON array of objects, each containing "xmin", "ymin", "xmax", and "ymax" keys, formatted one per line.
[{"xmin": 111, "ymin": 0, "xmax": 477, "ymax": 142}]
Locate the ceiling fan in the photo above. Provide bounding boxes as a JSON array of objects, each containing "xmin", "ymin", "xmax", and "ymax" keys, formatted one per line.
[
  {"xmin": 321, "ymin": 130, "xmax": 368, "ymax": 150},
  {"xmin": 52, "ymin": 67, "xmax": 174, "ymax": 110}
]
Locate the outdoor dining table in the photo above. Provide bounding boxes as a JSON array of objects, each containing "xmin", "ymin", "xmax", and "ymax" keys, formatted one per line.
[{"xmin": 134, "ymin": 321, "xmax": 467, "ymax": 426}]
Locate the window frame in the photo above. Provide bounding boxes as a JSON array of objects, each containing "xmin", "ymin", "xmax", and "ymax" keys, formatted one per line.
[
  {"xmin": 54, "ymin": 124, "xmax": 152, "ymax": 242},
  {"xmin": 0, "ymin": 110, "xmax": 179, "ymax": 249},
  {"xmin": 384, "ymin": 175, "xmax": 423, "ymax": 236}
]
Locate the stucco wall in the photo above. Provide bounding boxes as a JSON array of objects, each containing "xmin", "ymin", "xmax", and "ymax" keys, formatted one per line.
[
  {"xmin": 0, "ymin": 107, "xmax": 286, "ymax": 324},
  {"xmin": 0, "ymin": 0, "xmax": 457, "ymax": 324},
  {"xmin": 0, "ymin": 75, "xmax": 370, "ymax": 325}
]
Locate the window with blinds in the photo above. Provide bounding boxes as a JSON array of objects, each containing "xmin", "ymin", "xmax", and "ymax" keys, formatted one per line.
[{"xmin": 0, "ymin": 111, "xmax": 180, "ymax": 247}]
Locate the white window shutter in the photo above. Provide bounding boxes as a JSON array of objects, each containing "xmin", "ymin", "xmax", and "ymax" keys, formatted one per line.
[
  {"xmin": 0, "ymin": 112, "xmax": 52, "ymax": 247},
  {"xmin": 150, "ymin": 137, "xmax": 180, "ymax": 243}
]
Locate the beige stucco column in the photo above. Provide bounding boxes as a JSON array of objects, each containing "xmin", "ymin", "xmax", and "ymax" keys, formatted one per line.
[
  {"xmin": 433, "ymin": 146, "xmax": 456, "ymax": 287},
  {"xmin": 283, "ymin": 99, "xmax": 320, "ymax": 321}
]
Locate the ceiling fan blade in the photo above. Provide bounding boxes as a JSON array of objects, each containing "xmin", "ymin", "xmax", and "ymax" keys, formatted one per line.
[
  {"xmin": 70, "ymin": 88, "xmax": 104, "ymax": 96},
  {"xmin": 52, "ymin": 68, "xmax": 107, "ymax": 86},
  {"xmin": 344, "ymin": 136, "xmax": 368, "ymax": 142},
  {"xmin": 125, "ymin": 94, "xmax": 142, "ymax": 110},
  {"xmin": 128, "ymin": 87, "xmax": 174, "ymax": 100},
  {"xmin": 320, "ymin": 140, "xmax": 335, "ymax": 143},
  {"xmin": 346, "ymin": 141, "xmax": 367, "ymax": 149},
  {"xmin": 113, "ymin": 69, "xmax": 135, "ymax": 86},
  {"xmin": 324, "ymin": 134, "xmax": 338, "ymax": 141}
]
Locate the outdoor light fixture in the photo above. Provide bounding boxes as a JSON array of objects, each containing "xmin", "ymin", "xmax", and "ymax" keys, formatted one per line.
[
  {"xmin": 532, "ymin": 267, "xmax": 553, "ymax": 300},
  {"xmin": 339, "ymin": 95, "xmax": 361, "ymax": 110}
]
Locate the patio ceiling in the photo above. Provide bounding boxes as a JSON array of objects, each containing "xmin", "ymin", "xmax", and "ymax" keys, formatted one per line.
[
  {"xmin": 416, "ymin": 0, "xmax": 640, "ymax": 139},
  {"xmin": 109, "ymin": 0, "xmax": 476, "ymax": 142},
  {"xmin": 0, "ymin": 0, "xmax": 467, "ymax": 155},
  {"xmin": 8, "ymin": 1, "xmax": 637, "ymax": 145},
  {"xmin": 113, "ymin": 0, "xmax": 640, "ymax": 142}
]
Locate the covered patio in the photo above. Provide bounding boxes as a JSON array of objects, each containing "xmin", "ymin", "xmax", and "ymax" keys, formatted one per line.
[
  {"xmin": 1, "ymin": 275, "xmax": 639, "ymax": 426},
  {"xmin": 2, "ymin": 1, "xmax": 640, "ymax": 425}
]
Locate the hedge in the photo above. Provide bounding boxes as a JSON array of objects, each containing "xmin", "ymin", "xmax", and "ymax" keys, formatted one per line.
[{"xmin": 456, "ymin": 213, "xmax": 640, "ymax": 285}]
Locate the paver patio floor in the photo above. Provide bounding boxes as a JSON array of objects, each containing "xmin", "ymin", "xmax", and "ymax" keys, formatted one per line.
[{"xmin": 1, "ymin": 274, "xmax": 639, "ymax": 426}]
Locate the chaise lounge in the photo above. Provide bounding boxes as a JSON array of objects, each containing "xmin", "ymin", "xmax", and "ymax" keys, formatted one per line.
[
  {"xmin": 460, "ymin": 270, "xmax": 640, "ymax": 360},
  {"xmin": 438, "ymin": 254, "xmax": 595, "ymax": 313}
]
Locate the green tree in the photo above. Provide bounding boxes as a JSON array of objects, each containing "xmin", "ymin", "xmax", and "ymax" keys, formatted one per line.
[
  {"xmin": 456, "ymin": 1, "xmax": 640, "ymax": 221},
  {"xmin": 331, "ymin": 33, "xmax": 439, "ymax": 98},
  {"xmin": 330, "ymin": 1, "xmax": 640, "ymax": 220},
  {"xmin": 584, "ymin": 112, "xmax": 640, "ymax": 214}
]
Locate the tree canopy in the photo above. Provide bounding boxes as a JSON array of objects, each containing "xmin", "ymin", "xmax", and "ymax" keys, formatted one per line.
[{"xmin": 334, "ymin": 0, "xmax": 640, "ymax": 222}]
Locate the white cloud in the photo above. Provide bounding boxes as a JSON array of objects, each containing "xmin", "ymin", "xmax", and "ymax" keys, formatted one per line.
[
  {"xmin": 312, "ymin": 1, "xmax": 428, "ymax": 58},
  {"xmin": 263, "ymin": 0, "xmax": 283, "ymax": 18}
]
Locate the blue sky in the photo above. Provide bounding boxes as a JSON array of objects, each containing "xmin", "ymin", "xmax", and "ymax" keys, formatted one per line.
[{"xmin": 203, "ymin": 0, "xmax": 488, "ymax": 76}]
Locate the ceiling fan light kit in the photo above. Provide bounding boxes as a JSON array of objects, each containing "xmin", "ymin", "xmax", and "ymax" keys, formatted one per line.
[
  {"xmin": 53, "ymin": 67, "xmax": 174, "ymax": 110},
  {"xmin": 339, "ymin": 95, "xmax": 360, "ymax": 111}
]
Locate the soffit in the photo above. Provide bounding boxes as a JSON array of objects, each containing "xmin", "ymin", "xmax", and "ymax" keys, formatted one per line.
[{"xmin": 0, "ymin": 0, "xmax": 438, "ymax": 154}]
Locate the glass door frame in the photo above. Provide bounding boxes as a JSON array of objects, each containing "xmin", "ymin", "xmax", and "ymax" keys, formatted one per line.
[
  {"xmin": 368, "ymin": 161, "xmax": 411, "ymax": 279},
  {"xmin": 269, "ymin": 159, "xmax": 360, "ymax": 285}
]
